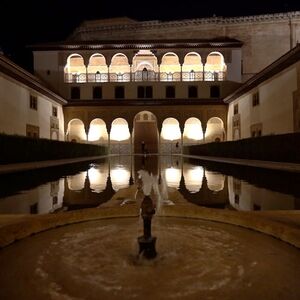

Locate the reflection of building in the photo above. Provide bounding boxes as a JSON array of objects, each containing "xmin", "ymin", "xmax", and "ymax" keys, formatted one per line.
[
  {"xmin": 227, "ymin": 176, "xmax": 297, "ymax": 211},
  {"xmin": 0, "ymin": 179, "xmax": 64, "ymax": 214},
  {"xmin": 1, "ymin": 13, "xmax": 300, "ymax": 151}
]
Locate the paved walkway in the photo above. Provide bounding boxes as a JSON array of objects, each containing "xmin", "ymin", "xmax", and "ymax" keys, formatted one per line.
[
  {"xmin": 0, "ymin": 155, "xmax": 107, "ymax": 175},
  {"xmin": 182, "ymin": 154, "xmax": 300, "ymax": 173}
]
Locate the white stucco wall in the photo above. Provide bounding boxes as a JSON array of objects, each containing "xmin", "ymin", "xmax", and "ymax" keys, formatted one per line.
[
  {"xmin": 227, "ymin": 64, "xmax": 298, "ymax": 140},
  {"xmin": 0, "ymin": 73, "xmax": 65, "ymax": 140}
]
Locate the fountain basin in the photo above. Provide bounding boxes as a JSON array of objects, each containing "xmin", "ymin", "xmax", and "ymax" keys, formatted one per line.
[{"xmin": 0, "ymin": 216, "xmax": 300, "ymax": 299}]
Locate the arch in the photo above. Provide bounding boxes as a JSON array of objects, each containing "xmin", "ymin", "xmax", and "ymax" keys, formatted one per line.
[
  {"xmin": 67, "ymin": 119, "xmax": 86, "ymax": 142},
  {"xmin": 110, "ymin": 118, "xmax": 130, "ymax": 141},
  {"xmin": 182, "ymin": 52, "xmax": 203, "ymax": 81},
  {"xmin": 205, "ymin": 170, "xmax": 225, "ymax": 192},
  {"xmin": 132, "ymin": 50, "xmax": 158, "ymax": 71},
  {"xmin": 183, "ymin": 163, "xmax": 204, "ymax": 193},
  {"xmin": 109, "ymin": 53, "xmax": 130, "ymax": 81},
  {"xmin": 183, "ymin": 117, "xmax": 203, "ymax": 144},
  {"xmin": 204, "ymin": 52, "xmax": 227, "ymax": 81},
  {"xmin": 67, "ymin": 171, "xmax": 87, "ymax": 191},
  {"xmin": 160, "ymin": 118, "xmax": 181, "ymax": 154},
  {"xmin": 160, "ymin": 52, "xmax": 181, "ymax": 81},
  {"xmin": 64, "ymin": 54, "xmax": 86, "ymax": 83},
  {"xmin": 205, "ymin": 117, "xmax": 225, "ymax": 143},
  {"xmin": 161, "ymin": 118, "xmax": 181, "ymax": 141},
  {"xmin": 133, "ymin": 111, "xmax": 158, "ymax": 153},
  {"xmin": 87, "ymin": 118, "xmax": 108, "ymax": 143},
  {"xmin": 87, "ymin": 53, "xmax": 108, "ymax": 82}
]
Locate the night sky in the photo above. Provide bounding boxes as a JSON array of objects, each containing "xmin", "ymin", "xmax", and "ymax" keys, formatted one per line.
[{"xmin": 1, "ymin": 0, "xmax": 300, "ymax": 71}]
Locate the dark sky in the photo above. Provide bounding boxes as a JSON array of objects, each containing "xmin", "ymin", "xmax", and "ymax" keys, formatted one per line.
[{"xmin": 1, "ymin": 0, "xmax": 299, "ymax": 71}]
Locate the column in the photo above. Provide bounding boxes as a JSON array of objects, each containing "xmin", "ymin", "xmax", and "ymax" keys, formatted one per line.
[
  {"xmin": 202, "ymin": 122, "xmax": 207, "ymax": 144},
  {"xmin": 106, "ymin": 123, "xmax": 112, "ymax": 155}
]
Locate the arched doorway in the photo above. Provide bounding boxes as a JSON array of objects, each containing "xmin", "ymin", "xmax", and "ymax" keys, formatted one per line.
[{"xmin": 133, "ymin": 111, "xmax": 158, "ymax": 154}]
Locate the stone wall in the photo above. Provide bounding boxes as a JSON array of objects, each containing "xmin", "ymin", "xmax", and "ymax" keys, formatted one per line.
[{"xmin": 69, "ymin": 12, "xmax": 300, "ymax": 81}]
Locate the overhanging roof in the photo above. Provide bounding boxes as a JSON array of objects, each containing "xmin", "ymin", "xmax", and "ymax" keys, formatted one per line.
[
  {"xmin": 0, "ymin": 54, "xmax": 67, "ymax": 105},
  {"xmin": 224, "ymin": 43, "xmax": 300, "ymax": 103},
  {"xmin": 29, "ymin": 38, "xmax": 243, "ymax": 51}
]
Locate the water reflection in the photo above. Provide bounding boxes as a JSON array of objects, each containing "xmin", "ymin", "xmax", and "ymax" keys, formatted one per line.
[{"xmin": 0, "ymin": 156, "xmax": 300, "ymax": 214}]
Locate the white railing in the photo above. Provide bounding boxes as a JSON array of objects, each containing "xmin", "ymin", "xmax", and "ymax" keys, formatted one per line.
[{"xmin": 64, "ymin": 71, "xmax": 226, "ymax": 83}]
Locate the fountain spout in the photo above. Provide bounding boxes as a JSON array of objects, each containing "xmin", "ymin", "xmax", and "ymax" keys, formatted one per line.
[{"xmin": 138, "ymin": 195, "xmax": 157, "ymax": 259}]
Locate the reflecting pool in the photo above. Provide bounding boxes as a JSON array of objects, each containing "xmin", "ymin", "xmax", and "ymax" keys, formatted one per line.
[{"xmin": 0, "ymin": 155, "xmax": 299, "ymax": 214}]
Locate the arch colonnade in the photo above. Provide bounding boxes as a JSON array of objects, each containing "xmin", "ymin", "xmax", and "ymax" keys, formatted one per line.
[
  {"xmin": 66, "ymin": 111, "xmax": 225, "ymax": 154},
  {"xmin": 64, "ymin": 51, "xmax": 227, "ymax": 83}
]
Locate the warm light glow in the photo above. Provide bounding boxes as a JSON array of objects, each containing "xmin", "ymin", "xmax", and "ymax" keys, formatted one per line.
[
  {"xmin": 205, "ymin": 170, "xmax": 225, "ymax": 192},
  {"xmin": 88, "ymin": 166, "xmax": 108, "ymax": 193},
  {"xmin": 67, "ymin": 171, "xmax": 87, "ymax": 191},
  {"xmin": 87, "ymin": 53, "xmax": 108, "ymax": 74},
  {"xmin": 88, "ymin": 119, "xmax": 107, "ymax": 142},
  {"xmin": 110, "ymin": 53, "xmax": 130, "ymax": 74},
  {"xmin": 65, "ymin": 54, "xmax": 86, "ymax": 75},
  {"xmin": 182, "ymin": 52, "xmax": 203, "ymax": 72},
  {"xmin": 183, "ymin": 165, "xmax": 204, "ymax": 193},
  {"xmin": 67, "ymin": 119, "xmax": 86, "ymax": 142},
  {"xmin": 183, "ymin": 118, "xmax": 203, "ymax": 140},
  {"xmin": 160, "ymin": 52, "xmax": 181, "ymax": 73},
  {"xmin": 205, "ymin": 117, "xmax": 224, "ymax": 142},
  {"xmin": 165, "ymin": 167, "xmax": 181, "ymax": 189},
  {"xmin": 110, "ymin": 118, "xmax": 130, "ymax": 141},
  {"xmin": 110, "ymin": 167, "xmax": 130, "ymax": 191},
  {"xmin": 161, "ymin": 118, "xmax": 181, "ymax": 141},
  {"xmin": 205, "ymin": 52, "xmax": 226, "ymax": 72}
]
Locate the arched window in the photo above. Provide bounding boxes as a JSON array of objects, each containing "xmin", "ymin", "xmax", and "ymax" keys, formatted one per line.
[
  {"xmin": 110, "ymin": 53, "xmax": 130, "ymax": 82},
  {"xmin": 160, "ymin": 53, "xmax": 181, "ymax": 81},
  {"xmin": 204, "ymin": 52, "xmax": 226, "ymax": 81},
  {"xmin": 64, "ymin": 54, "xmax": 86, "ymax": 83},
  {"xmin": 182, "ymin": 52, "xmax": 203, "ymax": 81},
  {"xmin": 205, "ymin": 117, "xmax": 225, "ymax": 143},
  {"xmin": 87, "ymin": 54, "xmax": 108, "ymax": 82}
]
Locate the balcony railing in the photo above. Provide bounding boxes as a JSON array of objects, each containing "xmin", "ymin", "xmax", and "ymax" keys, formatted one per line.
[{"xmin": 64, "ymin": 71, "xmax": 226, "ymax": 83}]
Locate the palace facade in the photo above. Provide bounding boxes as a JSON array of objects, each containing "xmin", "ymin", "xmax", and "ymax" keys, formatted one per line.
[{"xmin": 1, "ymin": 12, "xmax": 300, "ymax": 154}]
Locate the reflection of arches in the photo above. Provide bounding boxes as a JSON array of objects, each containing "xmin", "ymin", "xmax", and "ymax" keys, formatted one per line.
[
  {"xmin": 165, "ymin": 167, "xmax": 181, "ymax": 189},
  {"xmin": 183, "ymin": 117, "xmax": 203, "ymax": 144},
  {"xmin": 183, "ymin": 164, "xmax": 204, "ymax": 193},
  {"xmin": 67, "ymin": 171, "xmax": 87, "ymax": 191},
  {"xmin": 205, "ymin": 52, "xmax": 226, "ymax": 81},
  {"xmin": 160, "ymin": 52, "xmax": 181, "ymax": 81},
  {"xmin": 88, "ymin": 118, "xmax": 108, "ymax": 143},
  {"xmin": 67, "ymin": 119, "xmax": 86, "ymax": 142},
  {"xmin": 88, "ymin": 166, "xmax": 108, "ymax": 193},
  {"xmin": 205, "ymin": 170, "xmax": 225, "ymax": 192},
  {"xmin": 205, "ymin": 117, "xmax": 225, "ymax": 143},
  {"xmin": 64, "ymin": 54, "xmax": 86, "ymax": 83},
  {"xmin": 110, "ymin": 167, "xmax": 130, "ymax": 191},
  {"xmin": 133, "ymin": 111, "xmax": 158, "ymax": 153}
]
